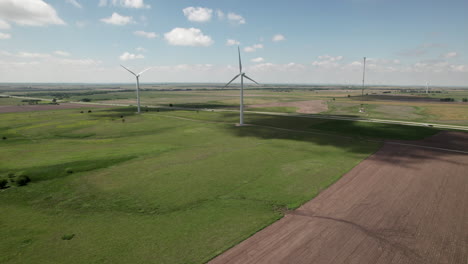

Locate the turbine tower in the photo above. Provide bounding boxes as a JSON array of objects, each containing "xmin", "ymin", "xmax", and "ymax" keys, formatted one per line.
[
  {"xmin": 361, "ymin": 57, "xmax": 366, "ymax": 97},
  {"xmin": 121, "ymin": 65, "xmax": 151, "ymax": 113},
  {"xmin": 426, "ymin": 81, "xmax": 429, "ymax": 94},
  {"xmin": 224, "ymin": 46, "xmax": 259, "ymax": 126}
]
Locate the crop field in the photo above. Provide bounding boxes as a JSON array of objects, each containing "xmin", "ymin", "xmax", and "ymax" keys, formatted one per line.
[
  {"xmin": 2, "ymin": 84, "xmax": 466, "ymax": 125},
  {"xmin": 0, "ymin": 101, "xmax": 439, "ymax": 263}
]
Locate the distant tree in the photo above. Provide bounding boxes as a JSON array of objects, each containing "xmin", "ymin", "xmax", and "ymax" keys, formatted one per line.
[
  {"xmin": 52, "ymin": 98, "xmax": 57, "ymax": 103},
  {"xmin": 88, "ymin": 110, "xmax": 92, "ymax": 113},
  {"xmin": 463, "ymin": 98, "xmax": 468, "ymax": 102},
  {"xmin": 2, "ymin": 136, "xmax": 6, "ymax": 140},
  {"xmin": 169, "ymin": 103, "xmax": 173, "ymax": 107},
  {"xmin": 81, "ymin": 98, "xmax": 92, "ymax": 102},
  {"xmin": 15, "ymin": 175, "xmax": 31, "ymax": 186},
  {"xmin": 0, "ymin": 178, "xmax": 8, "ymax": 189}
]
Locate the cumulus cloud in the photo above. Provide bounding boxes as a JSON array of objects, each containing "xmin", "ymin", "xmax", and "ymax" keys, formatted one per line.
[
  {"xmin": 119, "ymin": 52, "xmax": 144, "ymax": 61},
  {"xmin": 99, "ymin": 0, "xmax": 150, "ymax": 9},
  {"xmin": 134, "ymin": 30, "xmax": 158, "ymax": 39},
  {"xmin": 101, "ymin": 13, "xmax": 134, "ymax": 25},
  {"xmin": 251, "ymin": 57, "xmax": 264, "ymax": 63},
  {"xmin": 164, "ymin": 27, "xmax": 213, "ymax": 47},
  {"xmin": 312, "ymin": 55, "xmax": 344, "ymax": 68},
  {"xmin": 226, "ymin": 39, "xmax": 240, "ymax": 46},
  {"xmin": 0, "ymin": 0, "xmax": 65, "ymax": 27},
  {"xmin": 66, "ymin": 0, "xmax": 82, "ymax": 8},
  {"xmin": 227, "ymin": 12, "xmax": 246, "ymax": 24},
  {"xmin": 443, "ymin": 52, "xmax": 458, "ymax": 59},
  {"xmin": 17, "ymin": 52, "xmax": 50, "ymax": 58},
  {"xmin": 272, "ymin": 34, "xmax": 285, "ymax": 42},
  {"xmin": 249, "ymin": 62, "xmax": 306, "ymax": 72},
  {"xmin": 0, "ymin": 32, "xmax": 11, "ymax": 39},
  {"xmin": 0, "ymin": 20, "xmax": 10, "ymax": 29},
  {"xmin": 54, "ymin": 50, "xmax": 70, "ymax": 56},
  {"xmin": 216, "ymin": 10, "xmax": 225, "ymax": 19},
  {"xmin": 244, "ymin": 44, "xmax": 263, "ymax": 53},
  {"xmin": 135, "ymin": 47, "xmax": 146, "ymax": 52},
  {"xmin": 183, "ymin": 7, "xmax": 213, "ymax": 22}
]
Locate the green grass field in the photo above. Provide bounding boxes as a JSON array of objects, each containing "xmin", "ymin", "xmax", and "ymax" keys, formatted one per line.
[{"xmin": 0, "ymin": 105, "xmax": 439, "ymax": 264}]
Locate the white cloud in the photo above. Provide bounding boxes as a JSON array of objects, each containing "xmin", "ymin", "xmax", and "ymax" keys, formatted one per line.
[
  {"xmin": 134, "ymin": 30, "xmax": 158, "ymax": 39},
  {"xmin": 66, "ymin": 0, "xmax": 82, "ymax": 8},
  {"xmin": 272, "ymin": 34, "xmax": 285, "ymax": 42},
  {"xmin": 244, "ymin": 44, "xmax": 263, "ymax": 52},
  {"xmin": 449, "ymin": 64, "xmax": 468, "ymax": 72},
  {"xmin": 251, "ymin": 57, "xmax": 264, "ymax": 63},
  {"xmin": 226, "ymin": 39, "xmax": 240, "ymax": 46},
  {"xmin": 183, "ymin": 7, "xmax": 213, "ymax": 23},
  {"xmin": 136, "ymin": 47, "xmax": 146, "ymax": 52},
  {"xmin": 227, "ymin": 12, "xmax": 246, "ymax": 25},
  {"xmin": 216, "ymin": 10, "xmax": 225, "ymax": 19},
  {"xmin": 101, "ymin": 13, "xmax": 134, "ymax": 26},
  {"xmin": 0, "ymin": 32, "xmax": 11, "ymax": 39},
  {"xmin": 75, "ymin": 21, "xmax": 87, "ymax": 28},
  {"xmin": 164, "ymin": 27, "xmax": 213, "ymax": 47},
  {"xmin": 17, "ymin": 52, "xmax": 50, "ymax": 58},
  {"xmin": 443, "ymin": 52, "xmax": 458, "ymax": 59},
  {"xmin": 0, "ymin": 0, "xmax": 65, "ymax": 26},
  {"xmin": 54, "ymin": 50, "xmax": 70, "ymax": 56},
  {"xmin": 312, "ymin": 55, "xmax": 344, "ymax": 69},
  {"xmin": 119, "ymin": 52, "xmax": 144, "ymax": 61},
  {"xmin": 99, "ymin": 0, "xmax": 150, "ymax": 9},
  {"xmin": 57, "ymin": 58, "xmax": 101, "ymax": 66},
  {"xmin": 0, "ymin": 20, "xmax": 10, "ymax": 29},
  {"xmin": 249, "ymin": 62, "xmax": 306, "ymax": 73}
]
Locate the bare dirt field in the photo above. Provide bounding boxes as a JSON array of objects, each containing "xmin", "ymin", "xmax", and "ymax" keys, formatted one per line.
[
  {"xmin": 248, "ymin": 100, "xmax": 328, "ymax": 114},
  {"xmin": 210, "ymin": 131, "xmax": 468, "ymax": 264},
  {"xmin": 0, "ymin": 103, "xmax": 114, "ymax": 113}
]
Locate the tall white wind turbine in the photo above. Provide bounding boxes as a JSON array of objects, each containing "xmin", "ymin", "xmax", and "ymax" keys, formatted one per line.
[
  {"xmin": 121, "ymin": 65, "xmax": 152, "ymax": 113},
  {"xmin": 224, "ymin": 46, "xmax": 259, "ymax": 126}
]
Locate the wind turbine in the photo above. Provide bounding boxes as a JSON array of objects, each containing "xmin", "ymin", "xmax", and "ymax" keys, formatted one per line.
[
  {"xmin": 426, "ymin": 81, "xmax": 429, "ymax": 94},
  {"xmin": 224, "ymin": 46, "xmax": 259, "ymax": 126},
  {"xmin": 361, "ymin": 57, "xmax": 366, "ymax": 97},
  {"xmin": 120, "ymin": 65, "xmax": 151, "ymax": 113}
]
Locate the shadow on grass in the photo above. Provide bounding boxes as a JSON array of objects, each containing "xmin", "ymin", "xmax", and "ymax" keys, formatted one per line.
[
  {"xmin": 220, "ymin": 112, "xmax": 467, "ymax": 168},
  {"xmin": 1, "ymin": 156, "xmax": 135, "ymax": 182}
]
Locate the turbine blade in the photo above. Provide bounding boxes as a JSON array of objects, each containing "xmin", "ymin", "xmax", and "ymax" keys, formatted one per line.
[
  {"xmin": 243, "ymin": 74, "xmax": 259, "ymax": 85},
  {"xmin": 120, "ymin": 65, "xmax": 137, "ymax": 76},
  {"xmin": 224, "ymin": 74, "xmax": 241, "ymax": 87},
  {"xmin": 138, "ymin": 67, "xmax": 152, "ymax": 76},
  {"xmin": 238, "ymin": 46, "xmax": 242, "ymax": 73}
]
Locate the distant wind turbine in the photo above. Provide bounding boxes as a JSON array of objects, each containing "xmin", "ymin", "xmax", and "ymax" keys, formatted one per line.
[
  {"xmin": 224, "ymin": 46, "xmax": 260, "ymax": 126},
  {"xmin": 120, "ymin": 65, "xmax": 151, "ymax": 113},
  {"xmin": 361, "ymin": 57, "xmax": 366, "ymax": 97},
  {"xmin": 426, "ymin": 81, "xmax": 429, "ymax": 94}
]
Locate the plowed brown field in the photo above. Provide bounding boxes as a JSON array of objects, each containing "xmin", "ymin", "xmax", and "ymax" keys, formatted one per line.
[{"xmin": 210, "ymin": 131, "xmax": 468, "ymax": 264}]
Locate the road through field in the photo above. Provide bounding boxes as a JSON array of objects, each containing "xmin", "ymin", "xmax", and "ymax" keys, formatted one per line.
[{"xmin": 209, "ymin": 131, "xmax": 468, "ymax": 264}]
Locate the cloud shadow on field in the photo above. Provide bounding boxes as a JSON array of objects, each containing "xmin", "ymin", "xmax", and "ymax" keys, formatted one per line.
[{"xmin": 211, "ymin": 111, "xmax": 467, "ymax": 167}]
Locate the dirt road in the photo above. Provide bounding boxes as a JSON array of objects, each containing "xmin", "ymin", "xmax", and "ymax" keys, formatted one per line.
[{"xmin": 210, "ymin": 131, "xmax": 468, "ymax": 264}]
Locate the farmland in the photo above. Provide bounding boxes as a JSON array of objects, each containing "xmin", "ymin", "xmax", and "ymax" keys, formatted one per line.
[{"xmin": 0, "ymin": 94, "xmax": 439, "ymax": 263}]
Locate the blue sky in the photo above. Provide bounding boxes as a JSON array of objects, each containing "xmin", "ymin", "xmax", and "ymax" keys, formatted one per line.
[{"xmin": 0, "ymin": 0, "xmax": 467, "ymax": 85}]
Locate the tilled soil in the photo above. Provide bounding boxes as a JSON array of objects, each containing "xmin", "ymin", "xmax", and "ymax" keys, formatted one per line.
[
  {"xmin": 248, "ymin": 100, "xmax": 328, "ymax": 114},
  {"xmin": 210, "ymin": 131, "xmax": 468, "ymax": 264},
  {"xmin": 0, "ymin": 103, "xmax": 115, "ymax": 113}
]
